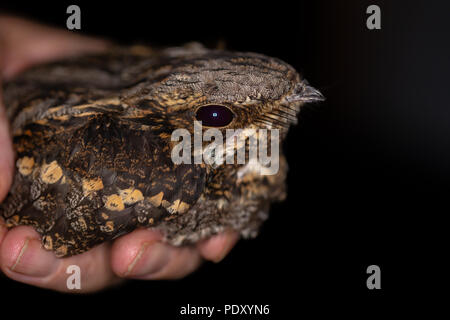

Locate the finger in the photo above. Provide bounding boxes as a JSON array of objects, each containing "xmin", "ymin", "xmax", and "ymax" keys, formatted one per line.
[
  {"xmin": 111, "ymin": 228, "xmax": 203, "ymax": 280},
  {"xmin": 0, "ymin": 15, "xmax": 110, "ymax": 79},
  {"xmin": 0, "ymin": 93, "xmax": 14, "ymax": 202},
  {"xmin": 197, "ymin": 231, "xmax": 240, "ymax": 263},
  {"xmin": 0, "ymin": 225, "xmax": 121, "ymax": 292}
]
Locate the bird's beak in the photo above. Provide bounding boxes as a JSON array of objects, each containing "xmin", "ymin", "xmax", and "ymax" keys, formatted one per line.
[{"xmin": 285, "ymin": 81, "xmax": 325, "ymax": 103}]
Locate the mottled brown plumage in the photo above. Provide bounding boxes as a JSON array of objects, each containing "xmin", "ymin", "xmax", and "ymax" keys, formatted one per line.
[{"xmin": 0, "ymin": 44, "xmax": 323, "ymax": 257}]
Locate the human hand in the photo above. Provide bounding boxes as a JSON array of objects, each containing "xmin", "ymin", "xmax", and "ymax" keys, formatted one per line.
[{"xmin": 0, "ymin": 15, "xmax": 239, "ymax": 292}]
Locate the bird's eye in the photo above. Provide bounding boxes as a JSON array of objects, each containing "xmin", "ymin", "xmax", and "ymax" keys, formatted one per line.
[{"xmin": 195, "ymin": 105, "xmax": 234, "ymax": 127}]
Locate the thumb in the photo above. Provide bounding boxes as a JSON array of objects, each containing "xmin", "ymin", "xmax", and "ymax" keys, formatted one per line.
[{"xmin": 0, "ymin": 15, "xmax": 110, "ymax": 80}]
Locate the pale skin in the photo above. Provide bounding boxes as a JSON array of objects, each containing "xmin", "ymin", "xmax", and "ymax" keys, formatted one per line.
[{"xmin": 0, "ymin": 15, "xmax": 239, "ymax": 292}]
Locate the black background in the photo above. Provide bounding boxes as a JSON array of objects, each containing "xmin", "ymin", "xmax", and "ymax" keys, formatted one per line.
[{"xmin": 0, "ymin": 0, "xmax": 448, "ymax": 316}]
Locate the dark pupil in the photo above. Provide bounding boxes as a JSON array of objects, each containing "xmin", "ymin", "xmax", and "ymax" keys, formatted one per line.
[{"xmin": 195, "ymin": 105, "xmax": 234, "ymax": 127}]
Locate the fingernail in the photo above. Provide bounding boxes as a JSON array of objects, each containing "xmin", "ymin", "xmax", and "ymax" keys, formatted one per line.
[
  {"xmin": 124, "ymin": 241, "xmax": 170, "ymax": 277},
  {"xmin": 9, "ymin": 237, "xmax": 58, "ymax": 277}
]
